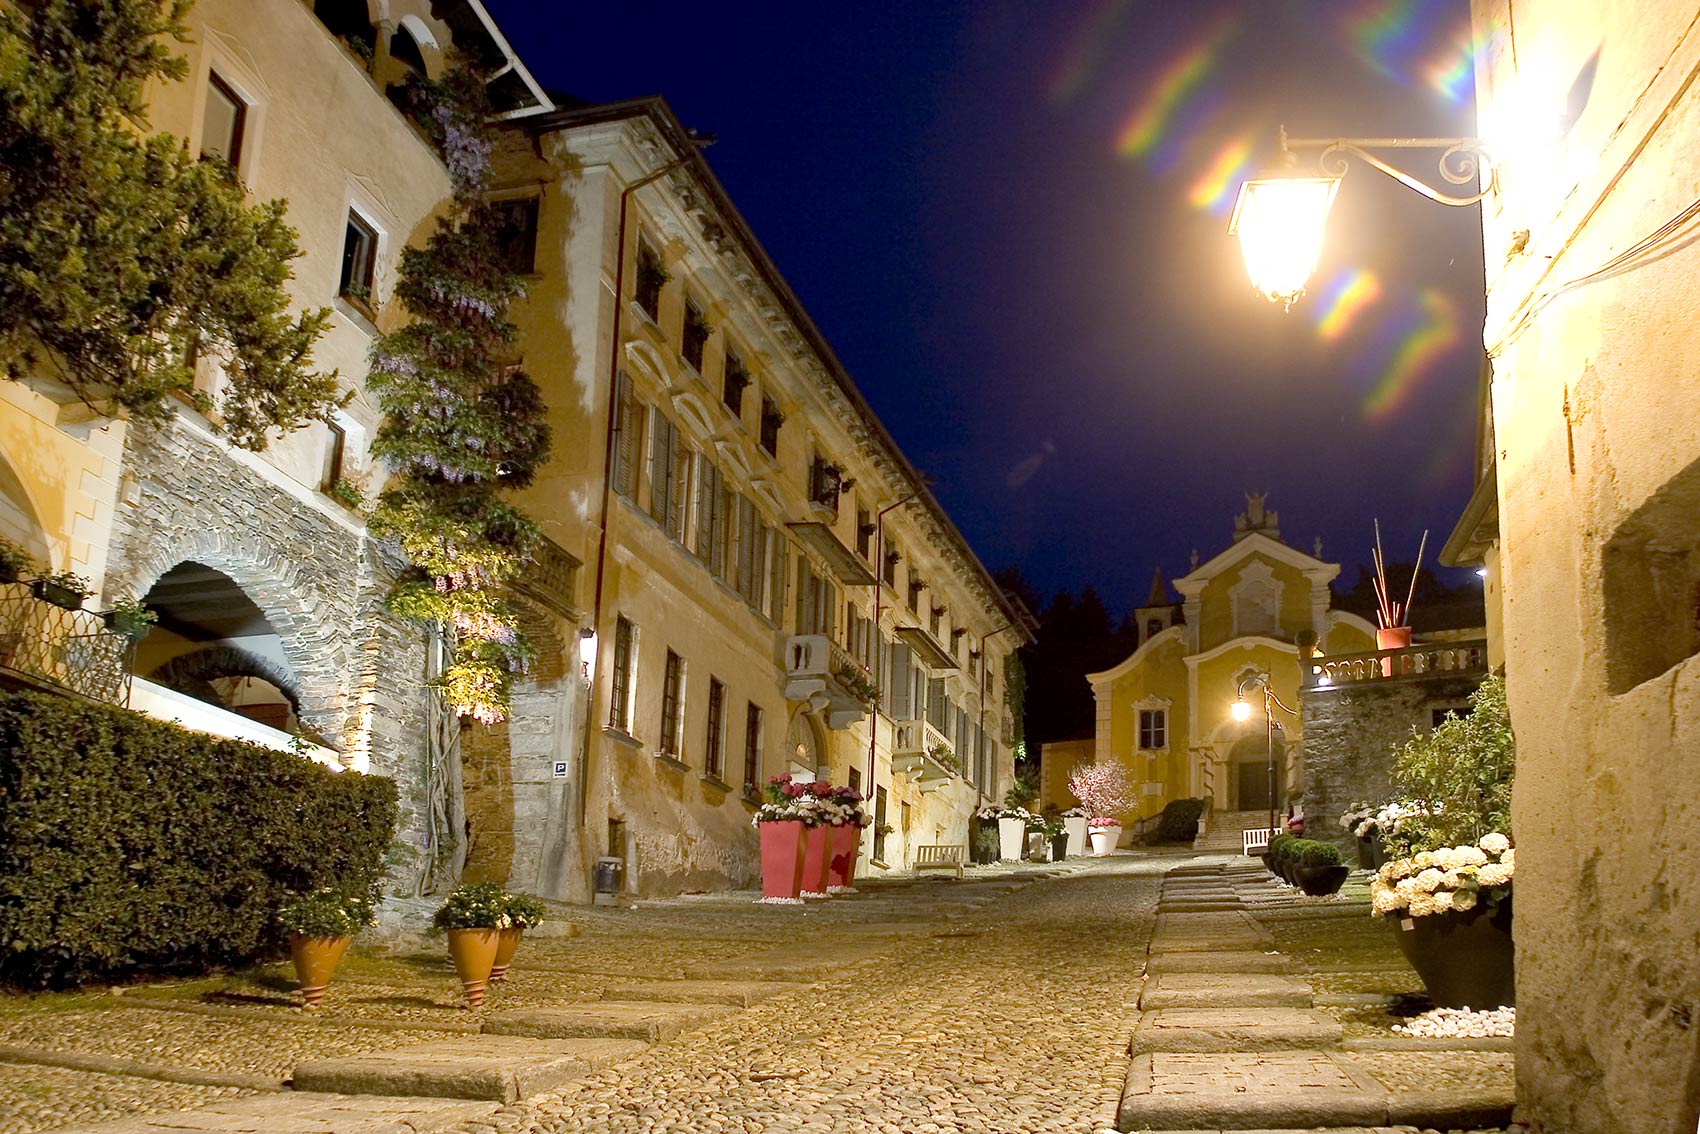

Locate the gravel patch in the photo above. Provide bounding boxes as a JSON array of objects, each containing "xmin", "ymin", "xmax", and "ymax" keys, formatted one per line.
[
  {"xmin": 1349, "ymin": 1049, "xmax": 1517, "ymax": 1094},
  {"xmin": 0, "ymin": 1061, "xmax": 250, "ymax": 1134}
]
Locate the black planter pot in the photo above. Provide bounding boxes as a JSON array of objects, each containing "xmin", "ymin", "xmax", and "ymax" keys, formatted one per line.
[
  {"xmin": 1391, "ymin": 895, "xmax": 1515, "ymax": 1009},
  {"xmin": 1051, "ymin": 834, "xmax": 1069, "ymax": 860},
  {"xmin": 32, "ymin": 579, "xmax": 85, "ymax": 611},
  {"xmin": 1294, "ymin": 864, "xmax": 1351, "ymax": 896},
  {"xmin": 1260, "ymin": 851, "xmax": 1277, "ymax": 876},
  {"xmin": 1355, "ymin": 836, "xmax": 1378, "ymax": 870}
]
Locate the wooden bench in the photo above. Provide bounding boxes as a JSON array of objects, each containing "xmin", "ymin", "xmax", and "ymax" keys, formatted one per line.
[{"xmin": 912, "ymin": 844, "xmax": 964, "ymax": 878}]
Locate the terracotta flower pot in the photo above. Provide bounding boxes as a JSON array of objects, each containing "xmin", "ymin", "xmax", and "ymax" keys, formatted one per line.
[
  {"xmin": 1376, "ymin": 626, "xmax": 1413, "ymax": 676},
  {"xmin": 1392, "ymin": 895, "xmax": 1515, "ymax": 1010},
  {"xmin": 490, "ymin": 926, "xmax": 524, "ymax": 982},
  {"xmin": 445, "ymin": 927, "xmax": 501, "ymax": 1008},
  {"xmin": 826, "ymin": 824, "xmax": 860, "ymax": 890},
  {"xmin": 800, "ymin": 825, "xmax": 832, "ymax": 896},
  {"xmin": 290, "ymin": 933, "xmax": 352, "ymax": 1010},
  {"xmin": 758, "ymin": 819, "xmax": 808, "ymax": 899}
]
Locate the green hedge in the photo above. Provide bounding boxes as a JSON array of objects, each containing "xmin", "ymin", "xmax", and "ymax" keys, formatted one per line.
[
  {"xmin": 1271, "ymin": 836, "xmax": 1343, "ymax": 867},
  {"xmin": 0, "ymin": 690, "xmax": 397, "ymax": 986},
  {"xmin": 1156, "ymin": 798, "xmax": 1207, "ymax": 841}
]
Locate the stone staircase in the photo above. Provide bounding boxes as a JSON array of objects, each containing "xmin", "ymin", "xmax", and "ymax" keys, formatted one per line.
[{"xmin": 1193, "ymin": 809, "xmax": 1276, "ymax": 854}]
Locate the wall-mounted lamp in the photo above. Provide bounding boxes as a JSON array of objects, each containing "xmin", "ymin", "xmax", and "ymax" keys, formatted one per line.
[
  {"xmin": 578, "ymin": 626, "xmax": 597, "ymax": 683},
  {"xmin": 1230, "ymin": 127, "xmax": 1495, "ymax": 307}
]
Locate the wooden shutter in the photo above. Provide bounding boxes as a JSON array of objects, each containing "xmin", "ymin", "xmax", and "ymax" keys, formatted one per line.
[
  {"xmin": 647, "ymin": 409, "xmax": 672, "ymax": 524},
  {"xmin": 612, "ymin": 372, "xmax": 640, "ymax": 499},
  {"xmin": 890, "ymin": 644, "xmax": 912, "ymax": 719},
  {"xmin": 693, "ymin": 460, "xmax": 716, "ymax": 562},
  {"xmin": 709, "ymin": 478, "xmax": 729, "ymax": 578},
  {"xmin": 668, "ymin": 443, "xmax": 690, "ymax": 541},
  {"xmin": 736, "ymin": 496, "xmax": 756, "ymax": 600},
  {"xmin": 769, "ymin": 539, "xmax": 787, "ymax": 623}
]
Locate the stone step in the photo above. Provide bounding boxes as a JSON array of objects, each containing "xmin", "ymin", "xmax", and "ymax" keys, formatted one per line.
[
  {"xmin": 1129, "ymin": 1007, "xmax": 1343, "ymax": 1053},
  {"xmin": 482, "ymin": 1000, "xmax": 731, "ymax": 1043},
  {"xmin": 1118, "ymin": 1049, "xmax": 1514, "ymax": 1131},
  {"xmin": 1146, "ymin": 950, "xmax": 1293, "ymax": 975},
  {"xmin": 292, "ymin": 1035, "xmax": 645, "ymax": 1103},
  {"xmin": 600, "ymin": 979, "xmax": 788, "ymax": 1007},
  {"xmin": 1139, "ymin": 972, "xmax": 1314, "ymax": 1010},
  {"xmin": 71, "ymin": 1091, "xmax": 500, "ymax": 1133}
]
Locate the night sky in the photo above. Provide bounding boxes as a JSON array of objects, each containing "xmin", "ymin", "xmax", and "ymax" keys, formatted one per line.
[{"xmin": 488, "ymin": 0, "xmax": 1487, "ymax": 613}]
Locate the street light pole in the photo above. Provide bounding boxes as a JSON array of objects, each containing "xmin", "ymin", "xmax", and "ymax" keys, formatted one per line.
[{"xmin": 1233, "ymin": 672, "xmax": 1300, "ymax": 843}]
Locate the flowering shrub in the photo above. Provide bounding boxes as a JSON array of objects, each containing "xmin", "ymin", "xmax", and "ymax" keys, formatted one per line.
[
  {"xmin": 504, "ymin": 892, "xmax": 547, "ymax": 929},
  {"xmin": 1343, "ymin": 800, "xmax": 1438, "ymax": 842},
  {"xmin": 1066, "ymin": 760, "xmax": 1136, "ymax": 820},
  {"xmin": 1385, "ymin": 672, "xmax": 1514, "ymax": 855},
  {"xmin": 1371, "ymin": 833, "xmax": 1514, "ymax": 919},
  {"xmin": 1088, "ymin": 816, "xmax": 1121, "ymax": 828},
  {"xmin": 433, "ymin": 882, "xmax": 511, "ymax": 930},
  {"xmin": 278, "ymin": 888, "xmax": 376, "ymax": 939},
  {"xmin": 1338, "ymin": 801, "xmax": 1376, "ymax": 835}
]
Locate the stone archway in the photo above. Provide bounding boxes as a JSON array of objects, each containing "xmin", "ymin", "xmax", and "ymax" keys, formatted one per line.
[
  {"xmin": 150, "ymin": 644, "xmax": 301, "ymax": 713},
  {"xmin": 0, "ymin": 442, "xmax": 50, "ymax": 568}
]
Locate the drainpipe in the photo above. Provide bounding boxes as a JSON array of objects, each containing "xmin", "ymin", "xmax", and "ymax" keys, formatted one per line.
[
  {"xmin": 863, "ymin": 493, "xmax": 917, "ymax": 817},
  {"xmin": 575, "ymin": 145, "xmax": 709, "ymax": 879}
]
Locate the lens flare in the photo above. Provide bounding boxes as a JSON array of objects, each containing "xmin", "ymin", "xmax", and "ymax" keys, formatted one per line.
[
  {"xmin": 1115, "ymin": 17, "xmax": 1236, "ymax": 159},
  {"xmin": 1363, "ymin": 289, "xmax": 1460, "ymax": 421},
  {"xmin": 1345, "ymin": 0, "xmax": 1428, "ymax": 82},
  {"xmin": 1187, "ymin": 134, "xmax": 1255, "ymax": 215},
  {"xmin": 1312, "ymin": 269, "xmax": 1383, "ymax": 341},
  {"xmin": 1048, "ymin": 0, "xmax": 1136, "ymax": 105}
]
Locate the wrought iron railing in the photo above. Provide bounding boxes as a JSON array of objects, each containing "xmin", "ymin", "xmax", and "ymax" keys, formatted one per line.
[
  {"xmin": 1303, "ymin": 638, "xmax": 1489, "ymax": 688},
  {"xmin": 0, "ymin": 581, "xmax": 131, "ymax": 705}
]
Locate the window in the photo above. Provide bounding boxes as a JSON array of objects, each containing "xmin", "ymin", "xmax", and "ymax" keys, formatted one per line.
[
  {"xmin": 723, "ymin": 351, "xmax": 749, "ymax": 416},
  {"xmin": 1146, "ymin": 618, "xmax": 1163, "ymax": 640},
  {"xmin": 767, "ymin": 536, "xmax": 786, "ymax": 623},
  {"xmin": 759, "ymin": 395, "xmax": 782, "ymax": 457},
  {"xmin": 692, "ymin": 459, "xmax": 725, "ymax": 573},
  {"xmin": 681, "ymin": 300, "xmax": 710, "ymax": 372},
  {"xmin": 846, "ymin": 607, "xmax": 875, "ymax": 670},
  {"xmin": 808, "ymin": 457, "xmax": 842, "ymax": 515},
  {"xmin": 796, "ymin": 560, "xmax": 836, "ymax": 637},
  {"xmin": 200, "ymin": 72, "xmax": 246, "ymax": 171},
  {"xmin": 856, "ymin": 506, "xmax": 872, "ymax": 559},
  {"xmin": 635, "ymin": 239, "xmax": 664, "ymax": 320},
  {"xmin": 612, "ymin": 373, "xmax": 644, "ymax": 501},
  {"xmin": 659, "ymin": 650, "xmax": 685, "ymax": 757},
  {"xmin": 848, "ymin": 766, "xmax": 861, "ymax": 795},
  {"xmin": 388, "ymin": 26, "xmax": 427, "ymax": 75},
  {"xmin": 1138, "ymin": 708, "xmax": 1167, "ymax": 751},
  {"xmin": 882, "ymin": 547, "xmax": 898, "ymax": 587},
  {"xmin": 873, "ymin": 786, "xmax": 888, "ymax": 862},
  {"xmin": 705, "ymin": 678, "xmax": 726, "ymax": 779},
  {"xmin": 907, "ymin": 575, "xmax": 925, "ymax": 612},
  {"xmin": 339, "ymin": 210, "xmax": 379, "ymax": 310},
  {"xmin": 319, "ymin": 419, "xmax": 346, "ymax": 492},
  {"xmin": 647, "ymin": 409, "xmax": 687, "ymax": 542},
  {"xmin": 928, "ymin": 604, "xmax": 943, "ymax": 637},
  {"xmin": 609, "ymin": 616, "xmax": 635, "ymax": 732},
  {"xmin": 490, "ymin": 197, "xmax": 539, "ymax": 275},
  {"xmin": 734, "ymin": 496, "xmax": 760, "ymax": 603},
  {"xmin": 742, "ymin": 702, "xmax": 763, "ymax": 794},
  {"xmin": 926, "ymin": 677, "xmax": 948, "ymax": 734}
]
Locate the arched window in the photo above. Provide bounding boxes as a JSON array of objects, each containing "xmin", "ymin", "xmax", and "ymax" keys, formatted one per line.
[{"xmin": 389, "ymin": 25, "xmax": 427, "ymax": 76}]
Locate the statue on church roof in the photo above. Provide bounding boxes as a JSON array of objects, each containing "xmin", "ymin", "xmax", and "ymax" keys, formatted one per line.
[{"xmin": 1233, "ymin": 491, "xmax": 1280, "ymax": 542}]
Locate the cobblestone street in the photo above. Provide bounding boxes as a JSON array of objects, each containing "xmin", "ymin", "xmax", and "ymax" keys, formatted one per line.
[{"xmin": 0, "ymin": 853, "xmax": 1518, "ymax": 1134}]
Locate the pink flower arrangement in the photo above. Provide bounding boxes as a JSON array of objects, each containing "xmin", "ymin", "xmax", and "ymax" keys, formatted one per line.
[
  {"xmin": 754, "ymin": 775, "xmax": 869, "ymax": 828},
  {"xmin": 1089, "ymin": 816, "xmax": 1121, "ymax": 828},
  {"xmin": 1066, "ymin": 760, "xmax": 1136, "ymax": 820}
]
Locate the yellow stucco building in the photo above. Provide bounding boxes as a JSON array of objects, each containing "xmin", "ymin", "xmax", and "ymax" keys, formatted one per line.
[{"xmin": 1084, "ymin": 497, "xmax": 1376, "ymax": 840}]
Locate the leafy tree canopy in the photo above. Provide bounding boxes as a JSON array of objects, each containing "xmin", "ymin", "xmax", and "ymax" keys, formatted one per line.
[{"xmin": 0, "ymin": 0, "xmax": 341, "ymax": 448}]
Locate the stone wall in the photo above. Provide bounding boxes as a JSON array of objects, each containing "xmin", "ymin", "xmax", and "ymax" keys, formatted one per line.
[
  {"xmin": 1298, "ymin": 671, "xmax": 1485, "ymax": 848},
  {"xmin": 106, "ymin": 416, "xmax": 432, "ymax": 890}
]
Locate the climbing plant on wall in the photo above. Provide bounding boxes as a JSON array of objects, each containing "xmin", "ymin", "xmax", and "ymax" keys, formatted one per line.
[
  {"xmin": 0, "ymin": 0, "xmax": 342, "ymax": 448},
  {"xmin": 367, "ymin": 69, "xmax": 549, "ymax": 724}
]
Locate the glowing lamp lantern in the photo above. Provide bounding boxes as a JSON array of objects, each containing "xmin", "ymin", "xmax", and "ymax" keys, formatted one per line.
[
  {"xmin": 1231, "ymin": 698, "xmax": 1253, "ymax": 723},
  {"xmin": 578, "ymin": 627, "xmax": 598, "ymax": 681},
  {"xmin": 1228, "ymin": 174, "xmax": 1342, "ymax": 307}
]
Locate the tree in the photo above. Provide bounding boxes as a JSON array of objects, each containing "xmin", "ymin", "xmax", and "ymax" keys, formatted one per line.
[
  {"xmin": 0, "ymin": 0, "xmax": 341, "ymax": 449},
  {"xmin": 367, "ymin": 69, "xmax": 549, "ymax": 725}
]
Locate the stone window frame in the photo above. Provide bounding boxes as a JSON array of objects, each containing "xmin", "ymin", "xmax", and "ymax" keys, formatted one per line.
[
  {"xmin": 1134, "ymin": 694, "xmax": 1172, "ymax": 755},
  {"xmin": 704, "ymin": 675, "xmax": 727, "ymax": 779},
  {"xmin": 608, "ymin": 615, "xmax": 637, "ymax": 734},
  {"xmin": 658, "ymin": 648, "xmax": 686, "ymax": 760}
]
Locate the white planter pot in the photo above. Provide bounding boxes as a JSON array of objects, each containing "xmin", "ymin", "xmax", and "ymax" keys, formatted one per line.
[
  {"xmin": 997, "ymin": 817, "xmax": 1025, "ymax": 862},
  {"xmin": 1089, "ymin": 823, "xmax": 1123, "ymax": 856},
  {"xmin": 1063, "ymin": 816, "xmax": 1088, "ymax": 857}
]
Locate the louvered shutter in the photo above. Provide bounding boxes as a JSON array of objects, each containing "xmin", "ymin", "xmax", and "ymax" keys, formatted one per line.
[
  {"xmin": 612, "ymin": 372, "xmax": 640, "ymax": 498},
  {"xmin": 736, "ymin": 497, "xmax": 756, "ymax": 600},
  {"xmin": 890, "ymin": 643, "xmax": 912, "ymax": 719},
  {"xmin": 668, "ymin": 444, "xmax": 690, "ymax": 541},
  {"xmin": 768, "ymin": 539, "xmax": 786, "ymax": 622},
  {"xmin": 647, "ymin": 409, "xmax": 671, "ymax": 524},
  {"xmin": 694, "ymin": 460, "xmax": 715, "ymax": 562}
]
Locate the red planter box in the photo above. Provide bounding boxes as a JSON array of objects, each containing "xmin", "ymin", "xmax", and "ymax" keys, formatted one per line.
[
  {"xmin": 759, "ymin": 820, "xmax": 807, "ymax": 899},
  {"xmin": 801, "ymin": 825, "xmax": 832, "ymax": 895},
  {"xmin": 827, "ymin": 824, "xmax": 861, "ymax": 890}
]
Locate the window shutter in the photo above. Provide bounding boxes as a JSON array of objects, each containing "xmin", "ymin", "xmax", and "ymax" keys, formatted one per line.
[
  {"xmin": 709, "ymin": 476, "xmax": 728, "ymax": 578},
  {"xmin": 648, "ymin": 409, "xmax": 672, "ymax": 524},
  {"xmin": 694, "ymin": 460, "xmax": 716, "ymax": 562},
  {"xmin": 890, "ymin": 644, "xmax": 912, "ymax": 719},
  {"xmin": 612, "ymin": 372, "xmax": 640, "ymax": 498},
  {"xmin": 796, "ymin": 560, "xmax": 814, "ymax": 634},
  {"xmin": 768, "ymin": 540, "xmax": 786, "ymax": 622},
  {"xmin": 668, "ymin": 442, "xmax": 689, "ymax": 541},
  {"xmin": 736, "ymin": 497, "xmax": 756, "ymax": 600}
]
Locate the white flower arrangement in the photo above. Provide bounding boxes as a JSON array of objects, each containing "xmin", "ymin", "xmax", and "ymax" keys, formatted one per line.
[
  {"xmin": 1350, "ymin": 799, "xmax": 1440, "ymax": 840},
  {"xmin": 978, "ymin": 805, "xmax": 1035, "ymax": 822},
  {"xmin": 1371, "ymin": 833, "xmax": 1514, "ymax": 919}
]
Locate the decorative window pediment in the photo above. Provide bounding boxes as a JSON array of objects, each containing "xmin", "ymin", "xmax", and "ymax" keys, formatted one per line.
[{"xmin": 1229, "ymin": 560, "xmax": 1283, "ymax": 638}]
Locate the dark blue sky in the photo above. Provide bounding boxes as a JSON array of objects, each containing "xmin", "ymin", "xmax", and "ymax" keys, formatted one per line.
[{"xmin": 489, "ymin": 0, "xmax": 1486, "ymax": 613}]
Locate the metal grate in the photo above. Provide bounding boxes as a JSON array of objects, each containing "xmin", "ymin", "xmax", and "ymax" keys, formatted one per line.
[{"xmin": 0, "ymin": 581, "xmax": 131, "ymax": 705}]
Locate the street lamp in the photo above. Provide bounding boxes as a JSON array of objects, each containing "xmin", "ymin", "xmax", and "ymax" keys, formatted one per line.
[
  {"xmin": 1229, "ymin": 127, "xmax": 1495, "ymax": 307},
  {"xmin": 1232, "ymin": 672, "xmax": 1299, "ymax": 842}
]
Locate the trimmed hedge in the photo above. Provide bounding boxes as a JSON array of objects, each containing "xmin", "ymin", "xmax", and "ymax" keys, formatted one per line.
[
  {"xmin": 1271, "ymin": 836, "xmax": 1343, "ymax": 867},
  {"xmin": 1156, "ymin": 797, "xmax": 1207, "ymax": 842},
  {"xmin": 0, "ymin": 690, "xmax": 397, "ymax": 986}
]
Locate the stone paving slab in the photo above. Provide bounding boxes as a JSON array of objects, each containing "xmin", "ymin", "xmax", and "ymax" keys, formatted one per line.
[
  {"xmin": 1139, "ymin": 972, "xmax": 1314, "ymax": 1010},
  {"xmin": 597, "ymin": 979, "xmax": 787, "ymax": 1007},
  {"xmin": 292, "ymin": 1036, "xmax": 646, "ymax": 1103},
  {"xmin": 682, "ymin": 941, "xmax": 891, "ymax": 982},
  {"xmin": 1129, "ymin": 1007, "xmax": 1344, "ymax": 1052},
  {"xmin": 1158, "ymin": 901, "xmax": 1248, "ymax": 913},
  {"xmin": 1146, "ymin": 950, "xmax": 1293, "ymax": 974},
  {"xmin": 481, "ymin": 1000, "xmax": 731, "ymax": 1043},
  {"xmin": 68, "ymin": 1092, "xmax": 497, "ymax": 1133}
]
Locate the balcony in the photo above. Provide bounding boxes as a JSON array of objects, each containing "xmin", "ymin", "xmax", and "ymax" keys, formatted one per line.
[
  {"xmin": 783, "ymin": 634, "xmax": 873, "ymax": 728},
  {"xmin": 0, "ymin": 581, "xmax": 131, "ymax": 705},
  {"xmin": 1303, "ymin": 639, "xmax": 1489, "ymax": 688},
  {"xmin": 890, "ymin": 717, "xmax": 958, "ymax": 791}
]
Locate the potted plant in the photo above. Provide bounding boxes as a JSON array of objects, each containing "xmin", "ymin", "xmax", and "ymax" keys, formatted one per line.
[
  {"xmin": 0, "ymin": 538, "xmax": 34, "ymax": 585},
  {"xmin": 753, "ymin": 775, "xmax": 810, "ymax": 902},
  {"xmin": 1059, "ymin": 807, "xmax": 1088, "ymax": 859},
  {"xmin": 278, "ymin": 887, "xmax": 376, "ymax": 1009},
  {"xmin": 433, "ymin": 881, "xmax": 510, "ymax": 1008},
  {"xmin": 32, "ymin": 570, "xmax": 89, "ymax": 611},
  {"xmin": 491, "ymin": 891, "xmax": 546, "ymax": 982},
  {"xmin": 1042, "ymin": 810, "xmax": 1070, "ymax": 860},
  {"xmin": 1369, "ymin": 674, "xmax": 1516, "ymax": 1009},
  {"xmin": 101, "ymin": 597, "xmax": 157, "ymax": 642},
  {"xmin": 1067, "ymin": 760, "xmax": 1136, "ymax": 856},
  {"xmin": 1291, "ymin": 839, "xmax": 1351, "ymax": 896},
  {"xmin": 825, "ymin": 786, "xmax": 869, "ymax": 892}
]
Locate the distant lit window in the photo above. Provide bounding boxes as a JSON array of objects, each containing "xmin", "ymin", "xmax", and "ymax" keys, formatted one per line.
[
  {"xmin": 1138, "ymin": 709, "xmax": 1167, "ymax": 751},
  {"xmin": 200, "ymin": 73, "xmax": 246, "ymax": 171}
]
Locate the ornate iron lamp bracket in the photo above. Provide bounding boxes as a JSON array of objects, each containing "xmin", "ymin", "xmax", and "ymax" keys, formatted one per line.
[{"xmin": 1281, "ymin": 127, "xmax": 1495, "ymax": 207}]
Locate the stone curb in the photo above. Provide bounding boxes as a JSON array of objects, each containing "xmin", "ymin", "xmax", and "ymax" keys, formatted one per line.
[
  {"xmin": 482, "ymin": 1000, "xmax": 732, "ymax": 1043},
  {"xmin": 1146, "ymin": 951, "xmax": 1293, "ymax": 974},
  {"xmin": 1128, "ymin": 1009, "xmax": 1343, "ymax": 1053},
  {"xmin": 64, "ymin": 1090, "xmax": 501, "ymax": 1133},
  {"xmin": 0, "ymin": 1043, "xmax": 284, "ymax": 1092},
  {"xmin": 1342, "ymin": 1035, "xmax": 1516, "ymax": 1053},
  {"xmin": 292, "ymin": 1036, "xmax": 647, "ymax": 1103}
]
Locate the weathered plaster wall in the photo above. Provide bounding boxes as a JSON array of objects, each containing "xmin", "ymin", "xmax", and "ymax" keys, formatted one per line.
[
  {"xmin": 1298, "ymin": 672, "xmax": 1486, "ymax": 850},
  {"xmin": 1472, "ymin": 2, "xmax": 1700, "ymax": 1130}
]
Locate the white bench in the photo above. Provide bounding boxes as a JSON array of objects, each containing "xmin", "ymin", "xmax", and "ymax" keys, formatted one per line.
[
  {"xmin": 1242, "ymin": 828, "xmax": 1280, "ymax": 855},
  {"xmin": 912, "ymin": 844, "xmax": 964, "ymax": 878}
]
